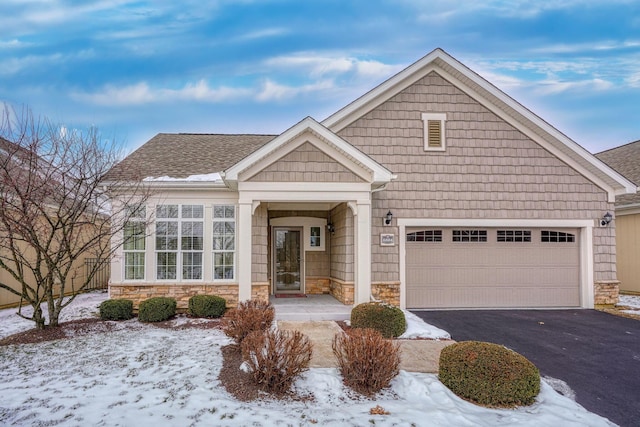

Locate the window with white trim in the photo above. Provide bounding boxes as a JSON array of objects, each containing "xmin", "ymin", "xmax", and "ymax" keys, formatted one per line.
[
  {"xmin": 213, "ymin": 205, "xmax": 235, "ymax": 280},
  {"xmin": 123, "ymin": 206, "xmax": 146, "ymax": 280},
  {"xmin": 422, "ymin": 113, "xmax": 447, "ymax": 151},
  {"xmin": 155, "ymin": 204, "xmax": 203, "ymax": 280}
]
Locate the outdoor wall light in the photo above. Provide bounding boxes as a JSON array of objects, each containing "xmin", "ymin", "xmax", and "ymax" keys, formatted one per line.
[
  {"xmin": 600, "ymin": 212, "xmax": 613, "ymax": 227},
  {"xmin": 385, "ymin": 210, "xmax": 393, "ymax": 225},
  {"xmin": 327, "ymin": 222, "xmax": 335, "ymax": 234}
]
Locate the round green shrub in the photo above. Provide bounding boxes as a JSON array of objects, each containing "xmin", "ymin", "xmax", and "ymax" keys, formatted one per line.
[
  {"xmin": 350, "ymin": 302, "xmax": 407, "ymax": 338},
  {"xmin": 138, "ymin": 297, "xmax": 177, "ymax": 322},
  {"xmin": 439, "ymin": 341, "xmax": 541, "ymax": 408},
  {"xmin": 99, "ymin": 299, "xmax": 134, "ymax": 320},
  {"xmin": 188, "ymin": 294, "xmax": 226, "ymax": 318}
]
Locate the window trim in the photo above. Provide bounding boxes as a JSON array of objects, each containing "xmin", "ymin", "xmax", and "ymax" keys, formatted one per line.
[
  {"xmin": 212, "ymin": 204, "xmax": 236, "ymax": 282},
  {"xmin": 422, "ymin": 113, "xmax": 447, "ymax": 152},
  {"xmin": 154, "ymin": 204, "xmax": 204, "ymax": 282},
  {"xmin": 123, "ymin": 206, "xmax": 146, "ymax": 281}
]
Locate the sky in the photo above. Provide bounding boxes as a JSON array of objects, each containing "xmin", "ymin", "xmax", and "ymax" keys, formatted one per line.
[{"xmin": 0, "ymin": 0, "xmax": 639, "ymax": 155}]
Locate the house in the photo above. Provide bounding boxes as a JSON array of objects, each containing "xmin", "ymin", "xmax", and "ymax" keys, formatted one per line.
[
  {"xmin": 0, "ymin": 137, "xmax": 109, "ymax": 309},
  {"xmin": 596, "ymin": 141, "xmax": 640, "ymax": 294},
  {"xmin": 103, "ymin": 48, "xmax": 635, "ymax": 311}
]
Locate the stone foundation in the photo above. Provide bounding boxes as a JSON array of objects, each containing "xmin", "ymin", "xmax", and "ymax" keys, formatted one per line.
[
  {"xmin": 594, "ymin": 280, "xmax": 620, "ymax": 307},
  {"xmin": 330, "ymin": 278, "xmax": 354, "ymax": 304},
  {"xmin": 305, "ymin": 277, "xmax": 331, "ymax": 294},
  {"xmin": 372, "ymin": 282, "xmax": 401, "ymax": 307},
  {"xmin": 109, "ymin": 282, "xmax": 269, "ymax": 311}
]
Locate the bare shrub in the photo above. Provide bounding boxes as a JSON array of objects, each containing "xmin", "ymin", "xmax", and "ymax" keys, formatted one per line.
[
  {"xmin": 332, "ymin": 328, "xmax": 401, "ymax": 396},
  {"xmin": 222, "ymin": 299, "xmax": 275, "ymax": 344},
  {"xmin": 241, "ymin": 329, "xmax": 313, "ymax": 394}
]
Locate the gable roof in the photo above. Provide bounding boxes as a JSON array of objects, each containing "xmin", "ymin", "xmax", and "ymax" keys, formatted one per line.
[
  {"xmin": 103, "ymin": 133, "xmax": 275, "ymax": 182},
  {"xmin": 596, "ymin": 140, "xmax": 640, "ymax": 208},
  {"xmin": 223, "ymin": 116, "xmax": 395, "ymax": 188},
  {"xmin": 322, "ymin": 48, "xmax": 636, "ymax": 202}
]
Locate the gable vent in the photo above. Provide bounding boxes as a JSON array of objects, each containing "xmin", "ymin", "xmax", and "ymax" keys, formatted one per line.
[{"xmin": 427, "ymin": 120, "xmax": 442, "ymax": 147}]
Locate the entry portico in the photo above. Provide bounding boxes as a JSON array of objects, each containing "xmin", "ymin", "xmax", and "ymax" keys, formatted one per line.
[{"xmin": 223, "ymin": 117, "xmax": 395, "ymax": 305}]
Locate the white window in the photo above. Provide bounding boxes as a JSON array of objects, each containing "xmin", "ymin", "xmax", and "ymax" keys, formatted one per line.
[
  {"xmin": 213, "ymin": 205, "xmax": 235, "ymax": 280},
  {"xmin": 123, "ymin": 206, "xmax": 146, "ymax": 280},
  {"xmin": 155, "ymin": 204, "xmax": 203, "ymax": 281},
  {"xmin": 422, "ymin": 113, "xmax": 447, "ymax": 151}
]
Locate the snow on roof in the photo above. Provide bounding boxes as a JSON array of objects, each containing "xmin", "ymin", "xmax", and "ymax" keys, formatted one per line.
[{"xmin": 142, "ymin": 172, "xmax": 223, "ymax": 182}]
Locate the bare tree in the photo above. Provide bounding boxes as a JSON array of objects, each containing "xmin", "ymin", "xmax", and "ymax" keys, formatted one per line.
[{"xmin": 0, "ymin": 105, "xmax": 150, "ymax": 329}]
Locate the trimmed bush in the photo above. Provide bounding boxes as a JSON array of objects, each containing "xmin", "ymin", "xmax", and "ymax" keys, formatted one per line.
[
  {"xmin": 241, "ymin": 329, "xmax": 313, "ymax": 394},
  {"xmin": 439, "ymin": 341, "xmax": 541, "ymax": 408},
  {"xmin": 332, "ymin": 328, "xmax": 400, "ymax": 396},
  {"xmin": 222, "ymin": 299, "xmax": 275, "ymax": 344},
  {"xmin": 138, "ymin": 297, "xmax": 177, "ymax": 322},
  {"xmin": 188, "ymin": 295, "xmax": 226, "ymax": 318},
  {"xmin": 350, "ymin": 302, "xmax": 407, "ymax": 338},
  {"xmin": 99, "ymin": 299, "xmax": 134, "ymax": 320}
]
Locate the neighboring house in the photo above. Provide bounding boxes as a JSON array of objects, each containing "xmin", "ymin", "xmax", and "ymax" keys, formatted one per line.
[
  {"xmin": 103, "ymin": 48, "xmax": 635, "ymax": 310},
  {"xmin": 596, "ymin": 141, "xmax": 640, "ymax": 294},
  {"xmin": 0, "ymin": 137, "xmax": 108, "ymax": 308}
]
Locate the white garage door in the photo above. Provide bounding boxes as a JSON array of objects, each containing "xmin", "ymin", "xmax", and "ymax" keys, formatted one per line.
[{"xmin": 406, "ymin": 227, "xmax": 580, "ymax": 309}]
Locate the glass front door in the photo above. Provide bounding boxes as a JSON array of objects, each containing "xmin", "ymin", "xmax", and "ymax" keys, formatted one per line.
[{"xmin": 274, "ymin": 228, "xmax": 302, "ymax": 293}]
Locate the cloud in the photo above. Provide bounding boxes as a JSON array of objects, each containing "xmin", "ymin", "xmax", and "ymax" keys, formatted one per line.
[
  {"xmin": 0, "ymin": 39, "xmax": 28, "ymax": 49},
  {"xmin": 256, "ymin": 79, "xmax": 335, "ymax": 102},
  {"xmin": 72, "ymin": 80, "xmax": 253, "ymax": 106},
  {"xmin": 235, "ymin": 27, "xmax": 289, "ymax": 42},
  {"xmin": 264, "ymin": 54, "xmax": 401, "ymax": 79},
  {"xmin": 534, "ymin": 78, "xmax": 614, "ymax": 95}
]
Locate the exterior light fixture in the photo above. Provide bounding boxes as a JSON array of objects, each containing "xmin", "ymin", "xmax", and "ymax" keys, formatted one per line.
[
  {"xmin": 600, "ymin": 212, "xmax": 613, "ymax": 227},
  {"xmin": 385, "ymin": 210, "xmax": 393, "ymax": 225},
  {"xmin": 327, "ymin": 222, "xmax": 335, "ymax": 234}
]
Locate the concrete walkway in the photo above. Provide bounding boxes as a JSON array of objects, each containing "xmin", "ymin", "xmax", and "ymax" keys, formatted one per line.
[{"xmin": 277, "ymin": 320, "xmax": 453, "ymax": 373}]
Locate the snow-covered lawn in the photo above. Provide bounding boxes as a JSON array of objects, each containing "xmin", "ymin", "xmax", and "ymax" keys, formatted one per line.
[
  {"xmin": 0, "ymin": 293, "xmax": 614, "ymax": 426},
  {"xmin": 617, "ymin": 294, "xmax": 640, "ymax": 316}
]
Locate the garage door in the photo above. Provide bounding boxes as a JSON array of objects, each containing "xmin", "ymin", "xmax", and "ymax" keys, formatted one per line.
[{"xmin": 406, "ymin": 227, "xmax": 580, "ymax": 309}]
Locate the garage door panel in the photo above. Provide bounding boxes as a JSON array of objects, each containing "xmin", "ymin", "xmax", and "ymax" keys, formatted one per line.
[{"xmin": 406, "ymin": 227, "xmax": 580, "ymax": 309}]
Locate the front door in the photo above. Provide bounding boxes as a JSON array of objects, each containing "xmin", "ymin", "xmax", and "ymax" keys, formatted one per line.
[{"xmin": 273, "ymin": 227, "xmax": 303, "ymax": 293}]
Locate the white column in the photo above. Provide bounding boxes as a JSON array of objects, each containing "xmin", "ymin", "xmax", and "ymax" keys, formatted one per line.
[
  {"xmin": 354, "ymin": 201, "xmax": 371, "ymax": 304},
  {"xmin": 237, "ymin": 202, "xmax": 253, "ymax": 302}
]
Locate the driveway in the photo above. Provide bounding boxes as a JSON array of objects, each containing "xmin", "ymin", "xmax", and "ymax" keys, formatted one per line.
[{"xmin": 412, "ymin": 309, "xmax": 640, "ymax": 427}]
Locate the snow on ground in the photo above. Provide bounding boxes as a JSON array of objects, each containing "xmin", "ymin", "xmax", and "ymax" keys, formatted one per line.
[
  {"xmin": 0, "ymin": 296, "xmax": 615, "ymax": 426},
  {"xmin": 400, "ymin": 310, "xmax": 450, "ymax": 339},
  {"xmin": 0, "ymin": 291, "xmax": 108, "ymax": 340},
  {"xmin": 618, "ymin": 294, "xmax": 640, "ymax": 310}
]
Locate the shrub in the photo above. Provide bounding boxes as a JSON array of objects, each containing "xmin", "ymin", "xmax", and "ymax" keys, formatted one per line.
[
  {"xmin": 439, "ymin": 341, "xmax": 541, "ymax": 408},
  {"xmin": 99, "ymin": 299, "xmax": 134, "ymax": 320},
  {"xmin": 350, "ymin": 302, "xmax": 407, "ymax": 338},
  {"xmin": 241, "ymin": 329, "xmax": 313, "ymax": 394},
  {"xmin": 222, "ymin": 299, "xmax": 275, "ymax": 344},
  {"xmin": 188, "ymin": 294, "xmax": 226, "ymax": 318},
  {"xmin": 138, "ymin": 297, "xmax": 177, "ymax": 322},
  {"xmin": 332, "ymin": 328, "xmax": 401, "ymax": 396}
]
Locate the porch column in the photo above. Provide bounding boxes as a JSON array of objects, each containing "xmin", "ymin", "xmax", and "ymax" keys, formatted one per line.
[
  {"xmin": 237, "ymin": 202, "xmax": 253, "ymax": 302},
  {"xmin": 354, "ymin": 201, "xmax": 372, "ymax": 304}
]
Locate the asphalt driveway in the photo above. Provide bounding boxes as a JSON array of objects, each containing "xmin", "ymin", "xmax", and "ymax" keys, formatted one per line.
[{"xmin": 412, "ymin": 309, "xmax": 640, "ymax": 427}]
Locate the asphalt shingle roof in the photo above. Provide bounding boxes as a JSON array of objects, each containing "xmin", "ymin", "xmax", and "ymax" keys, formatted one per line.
[
  {"xmin": 104, "ymin": 133, "xmax": 276, "ymax": 182},
  {"xmin": 596, "ymin": 140, "xmax": 640, "ymax": 207}
]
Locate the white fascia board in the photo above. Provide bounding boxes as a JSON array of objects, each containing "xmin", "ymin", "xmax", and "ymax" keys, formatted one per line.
[
  {"xmin": 322, "ymin": 47, "xmax": 635, "ymax": 197},
  {"xmin": 616, "ymin": 204, "xmax": 640, "ymax": 215},
  {"xmin": 398, "ymin": 218, "xmax": 595, "ymax": 228},
  {"xmin": 226, "ymin": 116, "xmax": 393, "ymax": 186},
  {"xmin": 238, "ymin": 181, "xmax": 371, "ymax": 193},
  {"xmin": 323, "ymin": 49, "xmax": 445, "ymax": 131}
]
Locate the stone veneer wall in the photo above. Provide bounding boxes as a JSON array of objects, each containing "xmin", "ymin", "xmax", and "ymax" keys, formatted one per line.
[
  {"xmin": 594, "ymin": 280, "xmax": 620, "ymax": 306},
  {"xmin": 305, "ymin": 277, "xmax": 331, "ymax": 294},
  {"xmin": 330, "ymin": 278, "xmax": 354, "ymax": 304},
  {"xmin": 372, "ymin": 282, "xmax": 401, "ymax": 307},
  {"xmin": 109, "ymin": 283, "xmax": 269, "ymax": 311}
]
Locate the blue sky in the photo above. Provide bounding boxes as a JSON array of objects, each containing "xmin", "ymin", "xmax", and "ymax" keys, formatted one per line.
[{"xmin": 1, "ymin": 0, "xmax": 639, "ymax": 154}]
